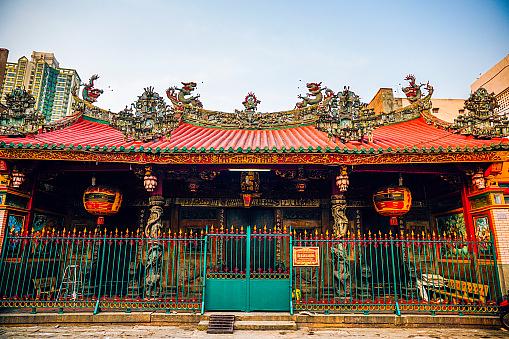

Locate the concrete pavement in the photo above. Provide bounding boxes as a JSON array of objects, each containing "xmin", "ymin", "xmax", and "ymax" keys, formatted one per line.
[{"xmin": 1, "ymin": 325, "xmax": 508, "ymax": 338}]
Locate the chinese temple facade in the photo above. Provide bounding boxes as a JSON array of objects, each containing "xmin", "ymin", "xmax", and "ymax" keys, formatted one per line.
[{"xmin": 0, "ymin": 77, "xmax": 508, "ymax": 315}]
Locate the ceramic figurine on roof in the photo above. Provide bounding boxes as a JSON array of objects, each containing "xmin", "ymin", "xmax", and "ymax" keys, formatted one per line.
[
  {"xmin": 295, "ymin": 82, "xmax": 326, "ymax": 108},
  {"xmin": 402, "ymin": 74, "xmax": 433, "ymax": 104},
  {"xmin": 0, "ymin": 87, "xmax": 44, "ymax": 135},
  {"xmin": 232, "ymin": 92, "xmax": 262, "ymax": 128},
  {"xmin": 82, "ymin": 74, "xmax": 104, "ymax": 103},
  {"xmin": 166, "ymin": 82, "xmax": 203, "ymax": 112},
  {"xmin": 242, "ymin": 92, "xmax": 260, "ymax": 112},
  {"xmin": 452, "ymin": 88, "xmax": 508, "ymax": 138},
  {"xmin": 112, "ymin": 86, "xmax": 180, "ymax": 141},
  {"xmin": 316, "ymin": 86, "xmax": 378, "ymax": 143}
]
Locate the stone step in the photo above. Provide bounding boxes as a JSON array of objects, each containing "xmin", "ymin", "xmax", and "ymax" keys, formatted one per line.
[
  {"xmin": 235, "ymin": 314, "xmax": 293, "ymax": 322},
  {"xmin": 204, "ymin": 312, "xmax": 293, "ymax": 322},
  {"xmin": 198, "ymin": 320, "xmax": 297, "ymax": 331},
  {"xmin": 206, "ymin": 314, "xmax": 235, "ymax": 334},
  {"xmin": 234, "ymin": 320, "xmax": 297, "ymax": 331}
]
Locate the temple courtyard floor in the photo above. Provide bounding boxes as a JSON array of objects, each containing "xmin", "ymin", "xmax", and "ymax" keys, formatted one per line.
[{"xmin": 1, "ymin": 325, "xmax": 508, "ymax": 338}]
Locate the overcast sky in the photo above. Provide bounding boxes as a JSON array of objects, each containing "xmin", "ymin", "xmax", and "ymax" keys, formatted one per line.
[{"xmin": 1, "ymin": 0, "xmax": 508, "ymax": 113}]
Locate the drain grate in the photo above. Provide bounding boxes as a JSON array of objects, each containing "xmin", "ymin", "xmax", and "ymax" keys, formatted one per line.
[{"xmin": 207, "ymin": 314, "xmax": 235, "ymax": 334}]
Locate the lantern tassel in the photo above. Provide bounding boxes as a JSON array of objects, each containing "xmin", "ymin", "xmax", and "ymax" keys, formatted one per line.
[{"xmin": 390, "ymin": 217, "xmax": 398, "ymax": 226}]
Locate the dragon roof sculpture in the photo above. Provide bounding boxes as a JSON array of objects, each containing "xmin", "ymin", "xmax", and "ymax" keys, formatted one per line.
[{"xmin": 8, "ymin": 75, "xmax": 504, "ymax": 143}]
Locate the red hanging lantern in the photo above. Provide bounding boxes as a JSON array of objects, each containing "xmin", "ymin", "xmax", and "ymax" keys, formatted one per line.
[
  {"xmin": 242, "ymin": 193, "xmax": 253, "ymax": 208},
  {"xmin": 83, "ymin": 185, "xmax": 123, "ymax": 225},
  {"xmin": 373, "ymin": 186, "xmax": 412, "ymax": 226}
]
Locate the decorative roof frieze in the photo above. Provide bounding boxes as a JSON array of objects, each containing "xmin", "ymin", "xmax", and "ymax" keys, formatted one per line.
[
  {"xmin": 452, "ymin": 88, "xmax": 507, "ymax": 138},
  {"xmin": 111, "ymin": 87, "xmax": 180, "ymax": 141},
  {"xmin": 0, "ymin": 87, "xmax": 44, "ymax": 136}
]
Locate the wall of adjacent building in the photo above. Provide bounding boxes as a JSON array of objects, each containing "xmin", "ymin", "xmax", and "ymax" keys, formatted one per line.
[
  {"xmin": 367, "ymin": 88, "xmax": 466, "ymax": 123},
  {"xmin": 471, "ymin": 54, "xmax": 509, "ymax": 116}
]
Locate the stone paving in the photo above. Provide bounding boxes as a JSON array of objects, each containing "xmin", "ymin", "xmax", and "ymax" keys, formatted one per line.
[{"xmin": 1, "ymin": 326, "xmax": 508, "ymax": 339}]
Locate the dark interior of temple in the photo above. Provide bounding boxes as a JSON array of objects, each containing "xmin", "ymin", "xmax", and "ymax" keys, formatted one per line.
[{"xmin": 23, "ymin": 161, "xmax": 470, "ymax": 236}]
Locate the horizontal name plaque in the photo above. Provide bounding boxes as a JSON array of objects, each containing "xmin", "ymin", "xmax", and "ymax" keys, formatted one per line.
[{"xmin": 292, "ymin": 246, "xmax": 320, "ymax": 267}]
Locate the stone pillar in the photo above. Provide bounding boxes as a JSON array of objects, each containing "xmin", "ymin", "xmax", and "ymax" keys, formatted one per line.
[
  {"xmin": 331, "ymin": 165, "xmax": 349, "ymax": 237},
  {"xmin": 331, "ymin": 166, "xmax": 354, "ymax": 297},
  {"xmin": 143, "ymin": 168, "xmax": 164, "ymax": 298},
  {"xmin": 144, "ymin": 195, "xmax": 164, "ymax": 298},
  {"xmin": 331, "ymin": 195, "xmax": 348, "ymax": 237}
]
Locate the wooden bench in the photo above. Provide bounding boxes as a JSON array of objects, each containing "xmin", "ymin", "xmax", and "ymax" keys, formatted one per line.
[
  {"xmin": 33, "ymin": 277, "xmax": 57, "ymax": 298},
  {"xmin": 428, "ymin": 279, "xmax": 489, "ymax": 303}
]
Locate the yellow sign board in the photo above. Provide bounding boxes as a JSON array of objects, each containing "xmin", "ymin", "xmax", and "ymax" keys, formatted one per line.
[{"xmin": 292, "ymin": 246, "xmax": 320, "ymax": 267}]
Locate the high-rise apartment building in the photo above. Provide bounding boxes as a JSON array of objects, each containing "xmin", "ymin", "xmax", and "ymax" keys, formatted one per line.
[{"xmin": 0, "ymin": 50, "xmax": 81, "ymax": 121}]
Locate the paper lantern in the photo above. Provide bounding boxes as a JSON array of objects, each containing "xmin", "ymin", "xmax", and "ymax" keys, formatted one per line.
[
  {"xmin": 373, "ymin": 186, "xmax": 412, "ymax": 226},
  {"xmin": 11, "ymin": 169, "xmax": 25, "ymax": 188},
  {"xmin": 242, "ymin": 193, "xmax": 253, "ymax": 208},
  {"xmin": 83, "ymin": 185, "xmax": 123, "ymax": 217},
  {"xmin": 143, "ymin": 167, "xmax": 158, "ymax": 192}
]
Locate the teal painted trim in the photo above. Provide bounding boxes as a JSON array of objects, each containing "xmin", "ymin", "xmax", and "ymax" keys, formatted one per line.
[
  {"xmin": 246, "ymin": 225, "xmax": 251, "ymax": 312},
  {"xmin": 201, "ymin": 225, "xmax": 209, "ymax": 315},
  {"xmin": 289, "ymin": 227, "xmax": 294, "ymax": 315},
  {"xmin": 94, "ymin": 232, "xmax": 107, "ymax": 315},
  {"xmin": 82, "ymin": 115, "xmax": 110, "ymax": 125}
]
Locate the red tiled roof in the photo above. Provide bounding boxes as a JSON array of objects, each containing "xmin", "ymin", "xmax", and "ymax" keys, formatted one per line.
[{"xmin": 0, "ymin": 117, "xmax": 506, "ymax": 154}]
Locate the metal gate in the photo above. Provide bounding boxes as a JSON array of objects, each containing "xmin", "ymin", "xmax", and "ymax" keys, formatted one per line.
[{"xmin": 204, "ymin": 225, "xmax": 291, "ymax": 311}]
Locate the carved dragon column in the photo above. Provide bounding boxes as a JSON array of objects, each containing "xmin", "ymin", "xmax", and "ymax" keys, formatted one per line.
[
  {"xmin": 331, "ymin": 166, "xmax": 353, "ymax": 297},
  {"xmin": 143, "ymin": 167, "xmax": 164, "ymax": 298},
  {"xmin": 331, "ymin": 166, "xmax": 349, "ymax": 237}
]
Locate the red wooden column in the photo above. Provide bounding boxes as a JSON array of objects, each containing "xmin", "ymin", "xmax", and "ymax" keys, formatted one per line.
[
  {"xmin": 461, "ymin": 184, "xmax": 475, "ymax": 243},
  {"xmin": 464, "ymin": 171, "xmax": 509, "ymax": 294}
]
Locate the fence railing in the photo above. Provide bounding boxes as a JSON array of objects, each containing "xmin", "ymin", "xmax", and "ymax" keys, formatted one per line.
[
  {"xmin": 292, "ymin": 230, "xmax": 500, "ymax": 315},
  {"xmin": 0, "ymin": 227, "xmax": 501, "ymax": 315},
  {"xmin": 0, "ymin": 229, "xmax": 205, "ymax": 313}
]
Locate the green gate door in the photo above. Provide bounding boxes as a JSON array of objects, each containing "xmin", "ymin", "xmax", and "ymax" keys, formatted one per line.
[{"xmin": 204, "ymin": 222, "xmax": 291, "ymax": 311}]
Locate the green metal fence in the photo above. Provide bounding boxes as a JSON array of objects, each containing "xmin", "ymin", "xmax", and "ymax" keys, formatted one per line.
[
  {"xmin": 204, "ymin": 226, "xmax": 291, "ymax": 311},
  {"xmin": 292, "ymin": 230, "xmax": 501, "ymax": 315},
  {"xmin": 0, "ymin": 227, "xmax": 501, "ymax": 315},
  {"xmin": 0, "ymin": 229, "xmax": 206, "ymax": 313}
]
